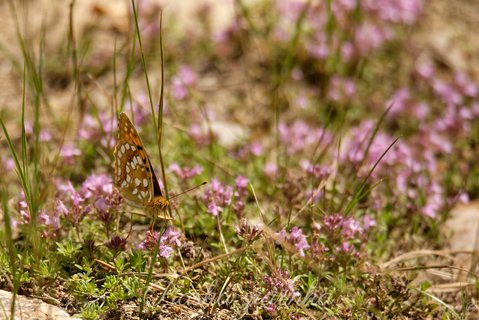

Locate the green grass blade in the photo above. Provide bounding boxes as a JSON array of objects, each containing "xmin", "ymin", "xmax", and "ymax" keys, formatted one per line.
[
  {"xmin": 131, "ymin": 0, "xmax": 156, "ymax": 127},
  {"xmin": 344, "ymin": 137, "xmax": 399, "ymax": 214}
]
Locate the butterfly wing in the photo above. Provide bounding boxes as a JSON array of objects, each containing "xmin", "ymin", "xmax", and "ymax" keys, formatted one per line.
[
  {"xmin": 114, "ymin": 113, "xmax": 162, "ymax": 206},
  {"xmin": 145, "ymin": 155, "xmax": 163, "ymax": 198}
]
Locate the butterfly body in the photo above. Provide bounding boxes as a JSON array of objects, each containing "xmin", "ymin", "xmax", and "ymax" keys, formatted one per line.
[
  {"xmin": 145, "ymin": 196, "xmax": 170, "ymax": 215},
  {"xmin": 114, "ymin": 113, "xmax": 171, "ymax": 220}
]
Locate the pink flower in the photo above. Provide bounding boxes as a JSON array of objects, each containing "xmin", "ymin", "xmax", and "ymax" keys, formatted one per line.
[
  {"xmin": 341, "ymin": 218, "xmax": 363, "ymax": 239},
  {"xmin": 264, "ymin": 162, "xmax": 278, "ymax": 179},
  {"xmin": 236, "ymin": 141, "xmax": 264, "ymax": 159},
  {"xmin": 354, "ymin": 24, "xmax": 391, "ymax": 55},
  {"xmin": 39, "ymin": 129, "xmax": 52, "ymax": 142},
  {"xmin": 432, "ymin": 79, "xmax": 463, "ymax": 105},
  {"xmin": 138, "ymin": 230, "xmax": 159, "ymax": 251},
  {"xmin": 138, "ymin": 227, "xmax": 181, "ymax": 258},
  {"xmin": 279, "ymin": 121, "xmax": 331, "ymax": 154},
  {"xmin": 416, "ymin": 62, "xmax": 435, "ymax": 79},
  {"xmin": 78, "ymin": 113, "xmax": 117, "ymax": 148},
  {"xmin": 38, "ymin": 208, "xmax": 60, "ymax": 238},
  {"xmin": 189, "ymin": 123, "xmax": 217, "ymax": 147},
  {"xmin": 363, "ymin": 215, "xmax": 377, "ymax": 231},
  {"xmin": 1, "ymin": 156, "xmax": 14, "ymax": 171},
  {"xmin": 178, "ymin": 65, "xmax": 197, "ymax": 86},
  {"xmin": 265, "ymin": 304, "xmax": 277, "ymax": 316},
  {"xmin": 250, "ymin": 142, "xmax": 263, "ymax": 156},
  {"xmin": 171, "ymin": 77, "xmax": 188, "ymax": 100},
  {"xmin": 124, "ymin": 93, "xmax": 168, "ymax": 126},
  {"xmin": 301, "ymin": 160, "xmax": 331, "ymax": 180},
  {"xmin": 308, "ymin": 42, "xmax": 329, "ymax": 59},
  {"xmin": 235, "ymin": 175, "xmax": 249, "ymax": 191},
  {"xmin": 60, "ymin": 144, "xmax": 81, "ymax": 165},
  {"xmin": 277, "ymin": 227, "xmax": 310, "ymax": 257},
  {"xmin": 81, "ymin": 174, "xmax": 113, "ymax": 199},
  {"xmin": 62, "ymin": 192, "xmax": 91, "ymax": 225},
  {"xmin": 341, "ymin": 120, "xmax": 398, "ymax": 179},
  {"xmin": 363, "ymin": 0, "xmax": 424, "ymax": 24},
  {"xmin": 454, "ymin": 72, "xmax": 477, "ymax": 97},
  {"xmin": 236, "ymin": 218, "xmax": 262, "ymax": 241},
  {"xmin": 341, "ymin": 41, "xmax": 355, "ymax": 61},
  {"xmin": 171, "ymin": 65, "xmax": 198, "ymax": 100},
  {"xmin": 421, "ymin": 201, "xmax": 439, "ymax": 218},
  {"xmin": 168, "ymin": 163, "xmax": 203, "ymax": 180},
  {"xmin": 106, "ymin": 236, "xmax": 127, "ymax": 252},
  {"xmin": 207, "ymin": 202, "xmax": 222, "ymax": 216},
  {"xmin": 276, "ymin": 0, "xmax": 309, "ymax": 22},
  {"xmin": 203, "ymin": 179, "xmax": 234, "ymax": 216},
  {"xmin": 291, "ymin": 67, "xmax": 303, "ymax": 81},
  {"xmin": 387, "ymin": 88, "xmax": 410, "ymax": 116},
  {"xmin": 263, "ymin": 269, "xmax": 300, "ymax": 299},
  {"xmin": 55, "ymin": 200, "xmax": 68, "ymax": 216},
  {"xmin": 55, "ymin": 179, "xmax": 76, "ymax": 198},
  {"xmin": 233, "ymin": 176, "xmax": 249, "ymax": 217},
  {"xmin": 327, "ymin": 76, "xmax": 356, "ymax": 102},
  {"xmin": 457, "ymin": 192, "xmax": 470, "ymax": 204}
]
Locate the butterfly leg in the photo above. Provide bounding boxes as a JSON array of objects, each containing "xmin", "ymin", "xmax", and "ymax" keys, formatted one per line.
[{"xmin": 149, "ymin": 215, "xmax": 157, "ymax": 231}]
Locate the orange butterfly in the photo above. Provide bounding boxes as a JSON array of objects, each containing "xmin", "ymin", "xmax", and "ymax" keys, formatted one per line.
[{"xmin": 113, "ymin": 112, "xmax": 171, "ymax": 220}]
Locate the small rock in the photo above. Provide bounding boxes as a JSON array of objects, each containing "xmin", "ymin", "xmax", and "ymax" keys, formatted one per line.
[
  {"xmin": 445, "ymin": 201, "xmax": 479, "ymax": 251},
  {"xmin": 0, "ymin": 290, "xmax": 79, "ymax": 320}
]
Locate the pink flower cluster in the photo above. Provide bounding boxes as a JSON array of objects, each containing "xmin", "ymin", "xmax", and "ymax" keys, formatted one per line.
[
  {"xmin": 53, "ymin": 174, "xmax": 123, "ymax": 228},
  {"xmin": 311, "ymin": 213, "xmax": 375, "ymax": 263},
  {"xmin": 364, "ymin": 0, "xmax": 424, "ymax": 24},
  {"xmin": 188, "ymin": 123, "xmax": 217, "ymax": 147},
  {"xmin": 202, "ymin": 176, "xmax": 249, "ymax": 217},
  {"xmin": 171, "ymin": 65, "xmax": 198, "ymax": 100},
  {"xmin": 236, "ymin": 218, "xmax": 262, "ymax": 241},
  {"xmin": 301, "ymin": 160, "xmax": 331, "ymax": 181},
  {"xmin": 13, "ymin": 190, "xmax": 61, "ymax": 238},
  {"xmin": 232, "ymin": 176, "xmax": 249, "ymax": 217},
  {"xmin": 168, "ymin": 163, "xmax": 203, "ymax": 181},
  {"xmin": 279, "ymin": 120, "xmax": 331, "ymax": 154},
  {"xmin": 341, "ymin": 120, "xmax": 397, "ymax": 177},
  {"xmin": 263, "ymin": 269, "xmax": 300, "ymax": 300},
  {"xmin": 276, "ymin": 226, "xmax": 310, "ymax": 257},
  {"xmin": 235, "ymin": 141, "xmax": 264, "ymax": 159},
  {"xmin": 327, "ymin": 76, "xmax": 356, "ymax": 103},
  {"xmin": 271, "ymin": 0, "xmax": 424, "ymax": 64},
  {"xmin": 14, "ymin": 174, "xmax": 126, "ymax": 239},
  {"xmin": 203, "ymin": 178, "xmax": 234, "ymax": 216},
  {"xmin": 124, "ymin": 93, "xmax": 169, "ymax": 127},
  {"xmin": 138, "ymin": 227, "xmax": 182, "ymax": 258}
]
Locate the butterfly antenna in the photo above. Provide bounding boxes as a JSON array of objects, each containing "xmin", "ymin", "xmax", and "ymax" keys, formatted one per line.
[{"xmin": 169, "ymin": 181, "xmax": 208, "ymax": 199}]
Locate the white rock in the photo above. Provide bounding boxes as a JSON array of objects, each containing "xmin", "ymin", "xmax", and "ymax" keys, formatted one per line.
[{"xmin": 0, "ymin": 290, "xmax": 80, "ymax": 320}]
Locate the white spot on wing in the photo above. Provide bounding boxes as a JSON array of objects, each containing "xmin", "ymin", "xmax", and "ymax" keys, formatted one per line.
[
  {"xmin": 135, "ymin": 178, "xmax": 141, "ymax": 186},
  {"xmin": 120, "ymin": 145, "xmax": 125, "ymax": 154},
  {"xmin": 143, "ymin": 179, "xmax": 148, "ymax": 188},
  {"xmin": 132, "ymin": 188, "xmax": 138, "ymax": 195}
]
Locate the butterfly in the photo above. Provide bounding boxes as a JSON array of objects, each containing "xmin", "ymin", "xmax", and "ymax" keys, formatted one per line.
[{"xmin": 113, "ymin": 112, "xmax": 171, "ymax": 220}]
